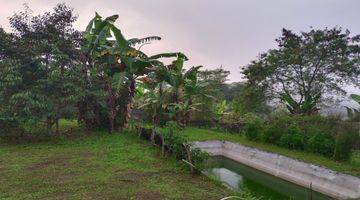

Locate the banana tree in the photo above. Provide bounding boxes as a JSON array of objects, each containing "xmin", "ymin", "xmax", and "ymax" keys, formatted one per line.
[
  {"xmin": 280, "ymin": 93, "xmax": 321, "ymax": 115},
  {"xmin": 83, "ymin": 13, "xmax": 161, "ymax": 132},
  {"xmin": 140, "ymin": 52, "xmax": 188, "ymax": 142},
  {"xmin": 212, "ymin": 100, "xmax": 229, "ymax": 123},
  {"xmin": 155, "ymin": 53, "xmax": 203, "ymax": 127},
  {"xmin": 139, "ymin": 76, "xmax": 167, "ymax": 144},
  {"xmin": 182, "ymin": 69, "xmax": 208, "ymax": 126},
  {"xmin": 345, "ymin": 94, "xmax": 360, "ymax": 121}
]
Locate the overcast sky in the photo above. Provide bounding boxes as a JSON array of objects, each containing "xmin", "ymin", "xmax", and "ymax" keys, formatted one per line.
[{"xmin": 1, "ymin": 0, "xmax": 360, "ymax": 83}]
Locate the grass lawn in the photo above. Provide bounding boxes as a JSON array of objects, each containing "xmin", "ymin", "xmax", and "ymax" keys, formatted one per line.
[
  {"xmin": 184, "ymin": 127, "xmax": 360, "ymax": 177},
  {"xmin": 0, "ymin": 129, "xmax": 236, "ymax": 200}
]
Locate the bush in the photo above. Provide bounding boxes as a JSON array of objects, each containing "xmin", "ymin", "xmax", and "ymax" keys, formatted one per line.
[
  {"xmin": 161, "ymin": 121, "xmax": 209, "ymax": 171},
  {"xmin": 306, "ymin": 132, "xmax": 335, "ymax": 158},
  {"xmin": 278, "ymin": 124, "xmax": 305, "ymax": 150},
  {"xmin": 333, "ymin": 123, "xmax": 358, "ymax": 161},
  {"xmin": 262, "ymin": 117, "xmax": 289, "ymax": 144},
  {"xmin": 239, "ymin": 112, "xmax": 358, "ymax": 161},
  {"xmin": 161, "ymin": 121, "xmax": 186, "ymax": 160},
  {"xmin": 0, "ymin": 116, "xmax": 21, "ymax": 136},
  {"xmin": 334, "ymin": 133, "xmax": 352, "ymax": 161},
  {"xmin": 262, "ymin": 111, "xmax": 296, "ymax": 144},
  {"xmin": 189, "ymin": 147, "xmax": 209, "ymax": 170},
  {"xmin": 242, "ymin": 113, "xmax": 264, "ymax": 141}
]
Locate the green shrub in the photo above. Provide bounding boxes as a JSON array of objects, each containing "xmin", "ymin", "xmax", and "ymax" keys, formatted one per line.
[
  {"xmin": 162, "ymin": 121, "xmax": 186, "ymax": 159},
  {"xmin": 262, "ymin": 120, "xmax": 287, "ymax": 144},
  {"xmin": 242, "ymin": 112, "xmax": 357, "ymax": 162},
  {"xmin": 334, "ymin": 133, "xmax": 352, "ymax": 161},
  {"xmin": 306, "ymin": 132, "xmax": 335, "ymax": 158},
  {"xmin": 189, "ymin": 147, "xmax": 209, "ymax": 170},
  {"xmin": 242, "ymin": 113, "xmax": 264, "ymax": 141},
  {"xmin": 0, "ymin": 116, "xmax": 21, "ymax": 136},
  {"xmin": 262, "ymin": 111, "xmax": 293, "ymax": 143},
  {"xmin": 278, "ymin": 124, "xmax": 305, "ymax": 150},
  {"xmin": 333, "ymin": 123, "xmax": 358, "ymax": 161},
  {"xmin": 161, "ymin": 121, "xmax": 209, "ymax": 171}
]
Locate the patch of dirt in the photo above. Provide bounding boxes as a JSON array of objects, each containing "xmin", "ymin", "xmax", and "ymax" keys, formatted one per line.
[
  {"xmin": 39, "ymin": 191, "xmax": 72, "ymax": 200},
  {"xmin": 79, "ymin": 151, "xmax": 95, "ymax": 158},
  {"xmin": 133, "ymin": 190, "xmax": 165, "ymax": 200},
  {"xmin": 115, "ymin": 170, "xmax": 154, "ymax": 182},
  {"xmin": 55, "ymin": 173, "xmax": 79, "ymax": 184},
  {"xmin": 26, "ymin": 155, "xmax": 72, "ymax": 171},
  {"xmin": 26, "ymin": 150, "xmax": 96, "ymax": 171}
]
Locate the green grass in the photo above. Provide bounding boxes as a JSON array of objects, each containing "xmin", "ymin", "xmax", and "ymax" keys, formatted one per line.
[
  {"xmin": 184, "ymin": 127, "xmax": 360, "ymax": 177},
  {"xmin": 0, "ymin": 129, "xmax": 239, "ymax": 200}
]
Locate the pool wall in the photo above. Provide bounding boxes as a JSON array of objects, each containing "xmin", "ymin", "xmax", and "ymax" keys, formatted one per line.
[{"xmin": 192, "ymin": 140, "xmax": 360, "ymax": 200}]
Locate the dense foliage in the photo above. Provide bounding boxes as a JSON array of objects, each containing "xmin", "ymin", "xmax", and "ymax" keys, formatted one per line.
[
  {"xmin": 242, "ymin": 113, "xmax": 359, "ymax": 160},
  {"xmin": 0, "ymin": 4, "xmax": 82, "ymax": 134},
  {"xmin": 243, "ymin": 28, "xmax": 360, "ymax": 115}
]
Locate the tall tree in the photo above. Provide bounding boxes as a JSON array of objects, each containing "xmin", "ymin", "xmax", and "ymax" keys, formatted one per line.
[
  {"xmin": 193, "ymin": 68, "xmax": 230, "ymax": 122},
  {"xmin": 243, "ymin": 28, "xmax": 360, "ymax": 115},
  {"xmin": 228, "ymin": 82, "xmax": 269, "ymax": 117},
  {"xmin": 0, "ymin": 4, "xmax": 82, "ymax": 134}
]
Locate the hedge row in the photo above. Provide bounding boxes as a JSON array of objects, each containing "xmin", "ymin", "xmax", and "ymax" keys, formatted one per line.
[{"xmin": 242, "ymin": 114, "xmax": 358, "ymax": 161}]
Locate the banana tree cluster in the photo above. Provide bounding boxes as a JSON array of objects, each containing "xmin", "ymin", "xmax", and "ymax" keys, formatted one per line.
[
  {"xmin": 280, "ymin": 93, "xmax": 321, "ymax": 115},
  {"xmin": 140, "ymin": 53, "xmax": 204, "ymax": 130},
  {"xmin": 83, "ymin": 13, "xmax": 205, "ymax": 133},
  {"xmin": 83, "ymin": 13, "xmax": 161, "ymax": 132}
]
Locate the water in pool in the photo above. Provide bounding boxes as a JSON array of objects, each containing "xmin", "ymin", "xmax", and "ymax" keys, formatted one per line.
[{"xmin": 204, "ymin": 156, "xmax": 332, "ymax": 200}]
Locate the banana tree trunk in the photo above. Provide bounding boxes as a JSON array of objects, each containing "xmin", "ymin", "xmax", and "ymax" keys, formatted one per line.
[
  {"xmin": 106, "ymin": 83, "xmax": 116, "ymax": 133},
  {"xmin": 184, "ymin": 98, "xmax": 193, "ymax": 127},
  {"xmin": 123, "ymin": 77, "xmax": 136, "ymax": 129},
  {"xmin": 46, "ymin": 116, "xmax": 53, "ymax": 135},
  {"xmin": 172, "ymin": 87, "xmax": 182, "ymax": 125},
  {"xmin": 151, "ymin": 104, "xmax": 157, "ymax": 144}
]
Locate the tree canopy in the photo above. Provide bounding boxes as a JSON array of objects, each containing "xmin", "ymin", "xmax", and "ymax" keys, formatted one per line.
[{"xmin": 243, "ymin": 28, "xmax": 360, "ymax": 115}]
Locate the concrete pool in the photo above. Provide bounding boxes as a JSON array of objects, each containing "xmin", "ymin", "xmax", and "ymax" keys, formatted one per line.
[
  {"xmin": 193, "ymin": 140, "xmax": 360, "ymax": 200},
  {"xmin": 205, "ymin": 156, "xmax": 330, "ymax": 199}
]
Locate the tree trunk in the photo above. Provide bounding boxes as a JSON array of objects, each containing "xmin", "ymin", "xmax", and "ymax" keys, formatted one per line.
[
  {"xmin": 106, "ymin": 83, "xmax": 116, "ymax": 133},
  {"xmin": 172, "ymin": 87, "xmax": 182, "ymax": 125},
  {"xmin": 184, "ymin": 98, "xmax": 193, "ymax": 127},
  {"xmin": 151, "ymin": 104, "xmax": 157, "ymax": 145},
  {"xmin": 55, "ymin": 118, "xmax": 59, "ymax": 135},
  {"xmin": 46, "ymin": 116, "xmax": 53, "ymax": 135},
  {"xmin": 123, "ymin": 77, "xmax": 136, "ymax": 129},
  {"xmin": 184, "ymin": 144, "xmax": 194, "ymax": 173},
  {"xmin": 161, "ymin": 135, "xmax": 165, "ymax": 157},
  {"xmin": 158, "ymin": 83, "xmax": 164, "ymax": 125}
]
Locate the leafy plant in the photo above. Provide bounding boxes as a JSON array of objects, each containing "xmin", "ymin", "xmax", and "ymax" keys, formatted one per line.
[
  {"xmin": 160, "ymin": 121, "xmax": 208, "ymax": 171},
  {"xmin": 278, "ymin": 124, "xmax": 305, "ymax": 150},
  {"xmin": 212, "ymin": 100, "xmax": 229, "ymax": 123},
  {"xmin": 242, "ymin": 113, "xmax": 264, "ymax": 141},
  {"xmin": 307, "ymin": 132, "xmax": 335, "ymax": 158},
  {"xmin": 345, "ymin": 94, "xmax": 360, "ymax": 122}
]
